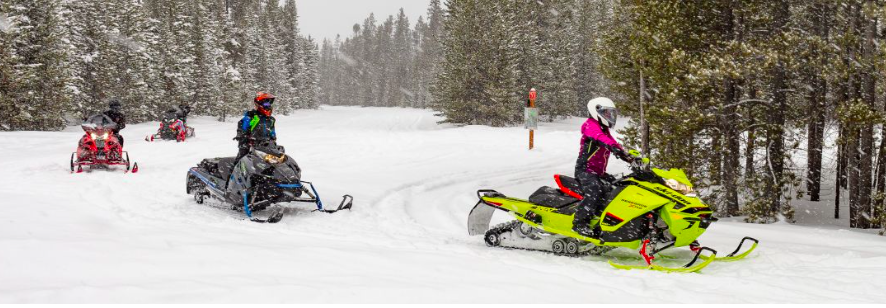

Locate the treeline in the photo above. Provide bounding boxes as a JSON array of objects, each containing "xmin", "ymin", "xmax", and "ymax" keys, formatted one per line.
[
  {"xmin": 598, "ymin": 0, "xmax": 886, "ymax": 228},
  {"xmin": 431, "ymin": 0, "xmax": 614, "ymax": 126},
  {"xmin": 0, "ymin": 0, "xmax": 319, "ymax": 131},
  {"xmin": 318, "ymin": 1, "xmax": 445, "ymax": 109},
  {"xmin": 320, "ymin": 0, "xmax": 613, "ymax": 126}
]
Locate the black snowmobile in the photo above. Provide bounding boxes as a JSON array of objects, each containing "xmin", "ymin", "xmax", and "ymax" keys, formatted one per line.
[{"xmin": 186, "ymin": 141, "xmax": 353, "ymax": 223}]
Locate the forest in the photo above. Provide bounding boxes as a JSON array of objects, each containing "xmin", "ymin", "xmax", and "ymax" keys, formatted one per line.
[{"xmin": 0, "ymin": 0, "xmax": 319, "ymax": 128}]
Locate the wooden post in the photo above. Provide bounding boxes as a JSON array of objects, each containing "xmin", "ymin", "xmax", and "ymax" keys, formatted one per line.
[{"xmin": 528, "ymin": 88, "xmax": 537, "ymax": 150}]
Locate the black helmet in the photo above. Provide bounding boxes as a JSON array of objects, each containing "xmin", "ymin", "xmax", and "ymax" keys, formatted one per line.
[{"xmin": 109, "ymin": 99, "xmax": 122, "ymax": 112}]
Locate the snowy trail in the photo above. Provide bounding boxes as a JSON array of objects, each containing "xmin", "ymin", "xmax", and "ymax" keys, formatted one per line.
[{"xmin": 1, "ymin": 106, "xmax": 885, "ymax": 303}]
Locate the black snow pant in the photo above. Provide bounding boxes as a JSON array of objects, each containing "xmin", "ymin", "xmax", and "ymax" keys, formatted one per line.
[
  {"xmin": 115, "ymin": 132, "xmax": 124, "ymax": 147},
  {"xmin": 225, "ymin": 146, "xmax": 250, "ymax": 189},
  {"xmin": 235, "ymin": 147, "xmax": 249, "ymax": 162},
  {"xmin": 573, "ymin": 172, "xmax": 605, "ymax": 228}
]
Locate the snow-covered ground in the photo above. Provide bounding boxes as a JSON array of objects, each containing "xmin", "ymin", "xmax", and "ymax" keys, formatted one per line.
[{"xmin": 1, "ymin": 106, "xmax": 885, "ymax": 303}]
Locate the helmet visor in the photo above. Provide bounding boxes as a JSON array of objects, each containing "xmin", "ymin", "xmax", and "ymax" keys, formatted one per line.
[
  {"xmin": 597, "ymin": 107, "xmax": 618, "ymax": 126},
  {"xmin": 258, "ymin": 98, "xmax": 275, "ymax": 109}
]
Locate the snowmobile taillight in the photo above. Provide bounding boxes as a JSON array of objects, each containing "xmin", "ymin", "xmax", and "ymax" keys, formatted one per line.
[{"xmin": 485, "ymin": 201, "xmax": 503, "ymax": 207}]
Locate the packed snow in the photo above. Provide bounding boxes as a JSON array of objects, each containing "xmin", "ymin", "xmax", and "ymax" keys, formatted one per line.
[{"xmin": 1, "ymin": 106, "xmax": 885, "ymax": 303}]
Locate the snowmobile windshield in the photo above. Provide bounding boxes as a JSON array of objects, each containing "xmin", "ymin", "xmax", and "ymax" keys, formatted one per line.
[
  {"xmin": 254, "ymin": 141, "xmax": 284, "ymax": 156},
  {"xmin": 83, "ymin": 114, "xmax": 117, "ymax": 131},
  {"xmin": 163, "ymin": 111, "xmax": 177, "ymax": 122},
  {"xmin": 597, "ymin": 107, "xmax": 618, "ymax": 126}
]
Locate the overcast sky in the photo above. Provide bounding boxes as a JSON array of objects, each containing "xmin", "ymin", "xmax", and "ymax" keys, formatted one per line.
[{"xmin": 298, "ymin": 0, "xmax": 429, "ymax": 42}]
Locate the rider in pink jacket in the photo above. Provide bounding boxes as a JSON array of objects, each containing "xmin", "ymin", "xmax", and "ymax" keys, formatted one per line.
[{"xmin": 573, "ymin": 97, "xmax": 634, "ymax": 238}]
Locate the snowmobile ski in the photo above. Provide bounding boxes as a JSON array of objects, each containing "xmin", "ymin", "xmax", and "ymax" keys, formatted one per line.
[
  {"xmin": 245, "ymin": 205, "xmax": 285, "ymax": 223},
  {"xmin": 697, "ymin": 237, "xmax": 758, "ymax": 262},
  {"xmin": 607, "ymin": 239, "xmax": 718, "ymax": 273}
]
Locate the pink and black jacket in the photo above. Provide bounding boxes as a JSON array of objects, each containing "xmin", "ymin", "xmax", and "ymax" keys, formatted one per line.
[{"xmin": 574, "ymin": 118, "xmax": 627, "ymax": 178}]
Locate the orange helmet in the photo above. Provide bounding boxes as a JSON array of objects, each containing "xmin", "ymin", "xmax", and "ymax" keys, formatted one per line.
[{"xmin": 254, "ymin": 92, "xmax": 275, "ymax": 116}]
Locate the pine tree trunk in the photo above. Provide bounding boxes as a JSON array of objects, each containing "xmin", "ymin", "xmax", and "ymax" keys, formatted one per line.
[
  {"xmin": 766, "ymin": 0, "xmax": 790, "ymax": 217},
  {"xmin": 711, "ymin": 133, "xmax": 722, "ymax": 186},
  {"xmin": 849, "ymin": 126, "xmax": 862, "ymax": 228},
  {"xmin": 859, "ymin": 4, "xmax": 877, "ymax": 229},
  {"xmin": 837, "ymin": 126, "xmax": 844, "ymax": 219},
  {"xmin": 874, "ymin": 128, "xmax": 886, "ymax": 227},
  {"xmin": 806, "ymin": 1, "xmax": 829, "ymax": 202},
  {"xmin": 745, "ymin": 87, "xmax": 757, "ymax": 178},
  {"xmin": 722, "ymin": 78, "xmax": 740, "ymax": 216},
  {"xmin": 718, "ymin": 0, "xmax": 740, "ymax": 216}
]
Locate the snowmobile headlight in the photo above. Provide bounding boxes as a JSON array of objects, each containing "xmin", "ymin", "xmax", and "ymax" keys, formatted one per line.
[
  {"xmin": 102, "ymin": 132, "xmax": 109, "ymax": 139},
  {"xmin": 264, "ymin": 153, "xmax": 286, "ymax": 164},
  {"xmin": 90, "ymin": 133, "xmax": 97, "ymax": 140},
  {"xmin": 665, "ymin": 178, "xmax": 693, "ymax": 195}
]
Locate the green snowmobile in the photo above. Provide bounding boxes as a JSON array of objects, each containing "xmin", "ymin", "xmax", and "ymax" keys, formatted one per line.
[{"xmin": 467, "ymin": 151, "xmax": 758, "ymax": 273}]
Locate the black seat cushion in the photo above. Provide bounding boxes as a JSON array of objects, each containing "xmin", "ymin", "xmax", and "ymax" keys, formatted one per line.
[
  {"xmin": 528, "ymin": 186, "xmax": 580, "ymax": 209},
  {"xmin": 200, "ymin": 157, "xmax": 238, "ymax": 179}
]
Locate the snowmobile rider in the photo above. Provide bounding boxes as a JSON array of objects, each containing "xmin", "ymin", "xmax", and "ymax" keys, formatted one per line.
[
  {"xmin": 103, "ymin": 99, "xmax": 127, "ymax": 146},
  {"xmin": 175, "ymin": 103, "xmax": 191, "ymax": 124},
  {"xmin": 572, "ymin": 97, "xmax": 634, "ymax": 238},
  {"xmin": 234, "ymin": 92, "xmax": 277, "ymax": 162}
]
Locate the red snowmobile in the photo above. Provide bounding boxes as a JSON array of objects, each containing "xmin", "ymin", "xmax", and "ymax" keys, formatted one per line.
[
  {"xmin": 70, "ymin": 114, "xmax": 138, "ymax": 173},
  {"xmin": 146, "ymin": 109, "xmax": 194, "ymax": 142}
]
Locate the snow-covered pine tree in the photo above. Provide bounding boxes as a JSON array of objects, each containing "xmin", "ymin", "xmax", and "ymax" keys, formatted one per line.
[
  {"xmin": 6, "ymin": 0, "xmax": 69, "ymax": 130},
  {"xmin": 390, "ymin": 9, "xmax": 412, "ymax": 107},
  {"xmin": 280, "ymin": 0, "xmax": 304, "ymax": 110},
  {"xmin": 432, "ymin": 0, "xmax": 520, "ymax": 126},
  {"xmin": 299, "ymin": 35, "xmax": 320, "ymax": 109}
]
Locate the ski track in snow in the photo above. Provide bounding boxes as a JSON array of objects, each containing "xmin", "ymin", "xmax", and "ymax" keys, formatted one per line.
[{"xmin": 1, "ymin": 106, "xmax": 885, "ymax": 303}]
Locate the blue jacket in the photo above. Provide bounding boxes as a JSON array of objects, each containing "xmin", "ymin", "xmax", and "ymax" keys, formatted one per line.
[{"xmin": 236, "ymin": 110, "xmax": 276, "ymax": 146}]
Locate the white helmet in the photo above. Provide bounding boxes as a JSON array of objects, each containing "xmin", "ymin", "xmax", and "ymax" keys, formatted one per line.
[{"xmin": 587, "ymin": 97, "xmax": 618, "ymax": 128}]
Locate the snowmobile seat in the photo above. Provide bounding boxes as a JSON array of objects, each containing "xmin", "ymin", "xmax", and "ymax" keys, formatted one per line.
[
  {"xmin": 528, "ymin": 186, "xmax": 580, "ymax": 209},
  {"xmin": 199, "ymin": 157, "xmax": 238, "ymax": 179}
]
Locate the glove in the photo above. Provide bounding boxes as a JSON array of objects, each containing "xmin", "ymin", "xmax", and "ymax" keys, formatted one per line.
[{"xmin": 614, "ymin": 148, "xmax": 634, "ymax": 163}]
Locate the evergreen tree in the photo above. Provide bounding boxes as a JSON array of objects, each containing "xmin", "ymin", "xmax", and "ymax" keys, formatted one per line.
[{"xmin": 5, "ymin": 0, "xmax": 69, "ymax": 130}]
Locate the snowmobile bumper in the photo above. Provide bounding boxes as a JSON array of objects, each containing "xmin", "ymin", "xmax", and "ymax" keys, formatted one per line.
[{"xmin": 71, "ymin": 151, "xmax": 137, "ymax": 173}]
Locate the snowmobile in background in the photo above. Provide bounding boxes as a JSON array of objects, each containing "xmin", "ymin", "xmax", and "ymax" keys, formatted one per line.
[
  {"xmin": 186, "ymin": 140, "xmax": 353, "ymax": 223},
  {"xmin": 146, "ymin": 109, "xmax": 194, "ymax": 142},
  {"xmin": 71, "ymin": 114, "xmax": 138, "ymax": 173},
  {"xmin": 468, "ymin": 150, "xmax": 758, "ymax": 273}
]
